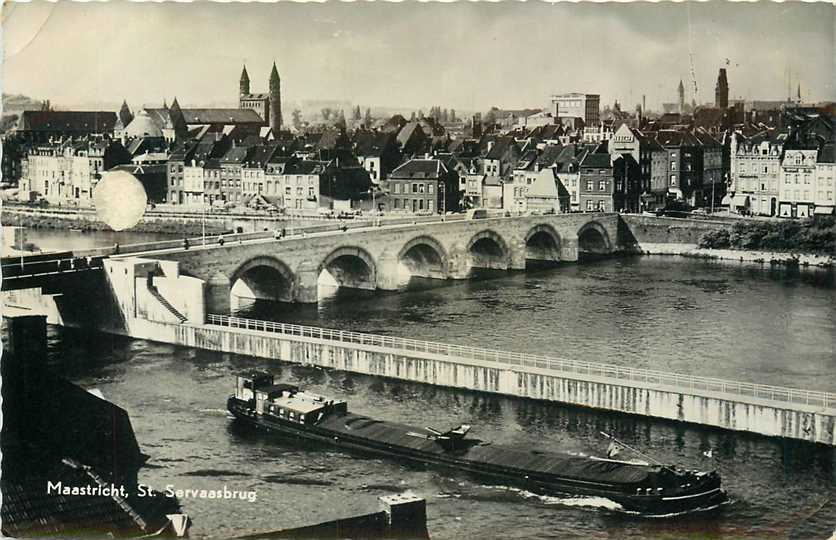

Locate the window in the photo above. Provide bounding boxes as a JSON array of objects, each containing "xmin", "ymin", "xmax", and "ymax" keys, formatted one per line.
[
  {"xmin": 428, "ymin": 200, "xmax": 434, "ymax": 212},
  {"xmin": 804, "ymin": 175, "xmax": 810, "ymax": 184},
  {"xmin": 308, "ymin": 187, "xmax": 314, "ymax": 197},
  {"xmin": 286, "ymin": 186, "xmax": 291, "ymax": 195},
  {"xmin": 419, "ymin": 183, "xmax": 425, "ymax": 194},
  {"xmin": 671, "ymin": 161, "xmax": 677, "ymax": 171},
  {"xmin": 297, "ymin": 187, "xmax": 303, "ymax": 196},
  {"xmin": 586, "ymin": 180, "xmax": 593, "ymax": 191},
  {"xmin": 394, "ymin": 183, "xmax": 401, "ymax": 194},
  {"xmin": 586, "ymin": 200, "xmax": 594, "ymax": 210},
  {"xmin": 670, "ymin": 175, "xmax": 677, "ymax": 186},
  {"xmin": 419, "ymin": 199, "xmax": 424, "ymax": 210},
  {"xmin": 412, "ymin": 183, "xmax": 418, "ymax": 193},
  {"xmin": 428, "ymin": 184, "xmax": 434, "ymax": 194},
  {"xmin": 599, "ymin": 180, "xmax": 606, "ymax": 191},
  {"xmin": 394, "ymin": 198, "xmax": 401, "ymax": 209}
]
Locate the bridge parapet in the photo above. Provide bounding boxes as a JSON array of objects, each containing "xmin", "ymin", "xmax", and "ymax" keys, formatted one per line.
[{"xmin": 127, "ymin": 213, "xmax": 621, "ymax": 306}]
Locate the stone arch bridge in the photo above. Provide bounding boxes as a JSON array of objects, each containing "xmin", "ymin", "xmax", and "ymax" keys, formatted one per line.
[{"xmin": 141, "ymin": 213, "xmax": 621, "ymax": 305}]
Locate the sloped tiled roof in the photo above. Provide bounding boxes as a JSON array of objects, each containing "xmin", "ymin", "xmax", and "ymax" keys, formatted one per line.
[
  {"xmin": 17, "ymin": 111, "xmax": 117, "ymax": 133},
  {"xmin": 818, "ymin": 142, "xmax": 835, "ymax": 164},
  {"xmin": 580, "ymin": 151, "xmax": 611, "ymax": 169},
  {"xmin": 219, "ymin": 146, "xmax": 251, "ymax": 164},
  {"xmin": 389, "ymin": 158, "xmax": 447, "ymax": 179},
  {"xmin": 180, "ymin": 108, "xmax": 263, "ymax": 125}
]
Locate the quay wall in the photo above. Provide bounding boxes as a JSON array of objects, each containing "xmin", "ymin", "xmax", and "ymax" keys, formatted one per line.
[
  {"xmin": 619, "ymin": 215, "xmax": 732, "ymax": 246},
  {"xmin": 151, "ymin": 320, "xmax": 836, "ymax": 446}
]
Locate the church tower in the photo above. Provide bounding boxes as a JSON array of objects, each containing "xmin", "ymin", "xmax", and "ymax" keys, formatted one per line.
[
  {"xmin": 240, "ymin": 65, "xmax": 250, "ymax": 98},
  {"xmin": 269, "ymin": 62, "xmax": 282, "ymax": 131},
  {"xmin": 715, "ymin": 68, "xmax": 729, "ymax": 109}
]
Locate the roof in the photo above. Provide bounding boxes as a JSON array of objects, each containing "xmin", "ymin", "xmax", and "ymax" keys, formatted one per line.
[
  {"xmin": 484, "ymin": 137, "xmax": 515, "ymax": 160},
  {"xmin": 389, "ymin": 158, "xmax": 447, "ymax": 179},
  {"xmin": 396, "ymin": 121, "xmax": 424, "ymax": 148},
  {"xmin": 17, "ymin": 111, "xmax": 117, "ymax": 133},
  {"xmin": 219, "ymin": 146, "xmax": 251, "ymax": 164},
  {"xmin": 243, "ymin": 144, "xmax": 279, "ymax": 168},
  {"xmin": 180, "ymin": 108, "xmax": 264, "ymax": 125},
  {"xmin": 819, "ymin": 142, "xmax": 835, "ymax": 164},
  {"xmin": 241, "ymin": 93, "xmax": 270, "ymax": 100},
  {"xmin": 580, "ymin": 152, "xmax": 611, "ymax": 169},
  {"xmin": 354, "ymin": 131, "xmax": 395, "ymax": 156},
  {"xmin": 655, "ymin": 130, "xmax": 700, "ymax": 147}
]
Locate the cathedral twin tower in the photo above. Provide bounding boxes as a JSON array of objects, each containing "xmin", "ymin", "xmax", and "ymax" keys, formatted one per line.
[{"xmin": 239, "ymin": 63, "xmax": 282, "ymax": 131}]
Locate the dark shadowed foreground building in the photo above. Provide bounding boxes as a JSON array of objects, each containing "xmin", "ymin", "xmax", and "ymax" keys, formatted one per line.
[{"xmin": 0, "ymin": 315, "xmax": 182, "ymax": 538}]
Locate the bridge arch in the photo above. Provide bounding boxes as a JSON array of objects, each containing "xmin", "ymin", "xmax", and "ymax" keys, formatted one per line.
[
  {"xmin": 467, "ymin": 229, "xmax": 511, "ymax": 271},
  {"xmin": 398, "ymin": 235, "xmax": 449, "ymax": 279},
  {"xmin": 577, "ymin": 221, "xmax": 613, "ymax": 256},
  {"xmin": 318, "ymin": 246, "xmax": 378, "ymax": 292},
  {"xmin": 230, "ymin": 256, "xmax": 296, "ymax": 303},
  {"xmin": 525, "ymin": 224, "xmax": 563, "ymax": 266}
]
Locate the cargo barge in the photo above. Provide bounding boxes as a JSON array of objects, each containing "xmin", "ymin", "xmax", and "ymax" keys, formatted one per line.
[{"xmin": 227, "ymin": 371, "xmax": 727, "ymax": 517}]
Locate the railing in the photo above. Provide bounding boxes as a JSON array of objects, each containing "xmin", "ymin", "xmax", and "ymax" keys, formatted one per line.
[
  {"xmin": 1, "ymin": 256, "xmax": 104, "ymax": 280},
  {"xmin": 205, "ymin": 313, "xmax": 835, "ymax": 411}
]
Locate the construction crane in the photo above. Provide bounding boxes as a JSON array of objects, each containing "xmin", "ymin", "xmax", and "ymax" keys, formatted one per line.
[{"xmin": 686, "ymin": 4, "xmax": 699, "ymax": 105}]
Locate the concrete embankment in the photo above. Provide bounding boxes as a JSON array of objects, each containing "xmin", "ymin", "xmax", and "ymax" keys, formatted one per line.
[
  {"xmin": 618, "ymin": 215, "xmax": 835, "ymax": 268},
  {"xmin": 634, "ymin": 243, "xmax": 835, "ymax": 268}
]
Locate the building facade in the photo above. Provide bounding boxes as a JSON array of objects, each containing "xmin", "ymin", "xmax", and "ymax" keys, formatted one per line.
[
  {"xmin": 729, "ymin": 131, "xmax": 785, "ymax": 216},
  {"xmin": 779, "ymin": 149, "xmax": 818, "ymax": 218},
  {"xmin": 387, "ymin": 159, "xmax": 457, "ymax": 214}
]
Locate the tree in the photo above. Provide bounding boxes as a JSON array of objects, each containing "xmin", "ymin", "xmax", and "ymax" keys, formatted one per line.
[
  {"xmin": 364, "ymin": 108, "xmax": 372, "ymax": 127},
  {"xmin": 450, "ymin": 109, "xmax": 457, "ymax": 122},
  {"xmin": 321, "ymin": 108, "xmax": 334, "ymax": 121},
  {"xmin": 484, "ymin": 107, "xmax": 499, "ymax": 127},
  {"xmin": 335, "ymin": 109, "xmax": 347, "ymax": 130},
  {"xmin": 291, "ymin": 109, "xmax": 302, "ymax": 130},
  {"xmin": 353, "ymin": 106, "xmax": 362, "ymax": 121},
  {"xmin": 418, "ymin": 109, "xmax": 425, "ymax": 120}
]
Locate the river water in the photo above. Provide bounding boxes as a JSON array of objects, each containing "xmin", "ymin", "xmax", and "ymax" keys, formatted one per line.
[{"xmin": 16, "ymin": 228, "xmax": 836, "ymax": 539}]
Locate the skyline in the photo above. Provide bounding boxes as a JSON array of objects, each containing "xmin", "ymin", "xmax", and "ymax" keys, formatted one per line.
[{"xmin": 2, "ymin": 2, "xmax": 834, "ymax": 115}]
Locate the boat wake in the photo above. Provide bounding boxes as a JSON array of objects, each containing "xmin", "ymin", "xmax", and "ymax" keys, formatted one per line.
[{"xmin": 478, "ymin": 485, "xmax": 625, "ymax": 512}]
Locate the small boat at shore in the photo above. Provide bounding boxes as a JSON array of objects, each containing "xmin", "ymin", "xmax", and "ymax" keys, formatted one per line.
[{"xmin": 227, "ymin": 371, "xmax": 728, "ymax": 517}]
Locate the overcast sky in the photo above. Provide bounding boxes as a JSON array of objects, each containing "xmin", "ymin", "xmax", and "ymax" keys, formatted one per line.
[{"xmin": 2, "ymin": 1, "xmax": 834, "ymax": 113}]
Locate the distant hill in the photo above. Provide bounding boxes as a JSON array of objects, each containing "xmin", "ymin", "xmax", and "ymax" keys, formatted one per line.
[{"xmin": 2, "ymin": 93, "xmax": 44, "ymax": 114}]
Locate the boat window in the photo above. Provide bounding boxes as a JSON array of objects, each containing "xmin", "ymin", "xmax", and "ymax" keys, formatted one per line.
[
  {"xmin": 299, "ymin": 415, "xmax": 306, "ymax": 423},
  {"xmin": 289, "ymin": 412, "xmax": 296, "ymax": 419}
]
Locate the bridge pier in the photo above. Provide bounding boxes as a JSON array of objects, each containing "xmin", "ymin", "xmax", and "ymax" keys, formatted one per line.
[
  {"xmin": 294, "ymin": 263, "xmax": 319, "ymax": 304},
  {"xmin": 560, "ymin": 238, "xmax": 579, "ymax": 262},
  {"xmin": 376, "ymin": 255, "xmax": 401, "ymax": 291}
]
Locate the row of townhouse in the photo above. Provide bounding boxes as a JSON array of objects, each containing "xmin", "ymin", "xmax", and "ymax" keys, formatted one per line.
[
  {"xmin": 17, "ymin": 138, "xmax": 132, "ymax": 206},
  {"xmin": 729, "ymin": 115, "xmax": 835, "ymax": 217},
  {"xmin": 169, "ymin": 137, "xmax": 324, "ymax": 210}
]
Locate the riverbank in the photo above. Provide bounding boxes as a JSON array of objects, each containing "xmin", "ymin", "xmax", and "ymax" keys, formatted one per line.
[{"xmin": 635, "ymin": 242, "xmax": 835, "ymax": 268}]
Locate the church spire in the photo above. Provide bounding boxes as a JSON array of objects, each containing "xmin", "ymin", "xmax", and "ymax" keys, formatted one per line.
[
  {"xmin": 240, "ymin": 64, "xmax": 250, "ymax": 97},
  {"xmin": 118, "ymin": 99, "xmax": 133, "ymax": 127}
]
